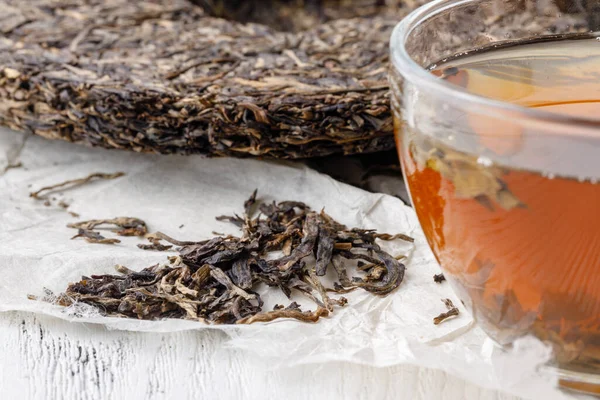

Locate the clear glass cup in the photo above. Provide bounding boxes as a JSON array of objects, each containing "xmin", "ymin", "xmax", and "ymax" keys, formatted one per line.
[{"xmin": 389, "ymin": 0, "xmax": 600, "ymax": 394}]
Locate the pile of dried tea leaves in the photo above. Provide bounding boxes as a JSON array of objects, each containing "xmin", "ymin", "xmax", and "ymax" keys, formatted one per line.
[{"xmin": 42, "ymin": 191, "xmax": 413, "ymax": 324}]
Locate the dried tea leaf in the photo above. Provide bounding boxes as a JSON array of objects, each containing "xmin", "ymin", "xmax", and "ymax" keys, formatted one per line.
[
  {"xmin": 375, "ymin": 233, "xmax": 415, "ymax": 243},
  {"xmin": 415, "ymin": 137, "xmax": 525, "ymax": 211},
  {"xmin": 244, "ymin": 189, "xmax": 258, "ymax": 217},
  {"xmin": 315, "ymin": 224, "xmax": 335, "ymax": 276},
  {"xmin": 71, "ymin": 229, "xmax": 121, "ymax": 245},
  {"xmin": 433, "ymin": 298, "xmax": 460, "ymax": 325},
  {"xmin": 230, "ymin": 259, "xmax": 252, "ymax": 290},
  {"xmin": 433, "ymin": 273, "xmax": 446, "ymax": 283},
  {"xmin": 237, "ymin": 307, "xmax": 330, "ymax": 325},
  {"xmin": 147, "ymin": 232, "xmax": 199, "ymax": 246},
  {"xmin": 30, "ymin": 172, "xmax": 124, "ymax": 199},
  {"xmin": 68, "ymin": 217, "xmax": 147, "ymax": 237},
  {"xmin": 137, "ymin": 241, "xmax": 174, "ymax": 252}
]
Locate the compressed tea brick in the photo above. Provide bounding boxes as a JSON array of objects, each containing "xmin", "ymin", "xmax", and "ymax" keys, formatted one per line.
[{"xmin": 0, "ymin": 0, "xmax": 424, "ymax": 158}]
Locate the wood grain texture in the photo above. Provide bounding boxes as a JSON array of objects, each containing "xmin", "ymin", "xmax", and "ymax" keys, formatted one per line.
[{"xmin": 0, "ymin": 312, "xmax": 525, "ymax": 400}]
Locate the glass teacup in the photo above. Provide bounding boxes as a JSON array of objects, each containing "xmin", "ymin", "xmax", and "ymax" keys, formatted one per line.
[{"xmin": 390, "ymin": 0, "xmax": 600, "ymax": 394}]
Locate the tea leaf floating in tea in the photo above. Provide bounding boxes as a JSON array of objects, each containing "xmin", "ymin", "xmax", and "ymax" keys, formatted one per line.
[
  {"xmin": 433, "ymin": 298, "xmax": 460, "ymax": 325},
  {"xmin": 411, "ymin": 138, "xmax": 525, "ymax": 211},
  {"xmin": 30, "ymin": 172, "xmax": 125, "ymax": 200},
  {"xmin": 38, "ymin": 191, "xmax": 412, "ymax": 324}
]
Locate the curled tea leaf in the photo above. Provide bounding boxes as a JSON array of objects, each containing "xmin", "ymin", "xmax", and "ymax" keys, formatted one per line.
[
  {"xmin": 433, "ymin": 298, "xmax": 460, "ymax": 325},
  {"xmin": 68, "ymin": 217, "xmax": 147, "ymax": 237},
  {"xmin": 30, "ymin": 172, "xmax": 124, "ymax": 199},
  {"xmin": 71, "ymin": 229, "xmax": 121, "ymax": 245},
  {"xmin": 237, "ymin": 307, "xmax": 330, "ymax": 325},
  {"xmin": 137, "ymin": 239, "xmax": 174, "ymax": 252}
]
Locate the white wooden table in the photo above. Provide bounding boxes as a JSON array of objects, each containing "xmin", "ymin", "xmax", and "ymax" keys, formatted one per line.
[{"xmin": 0, "ymin": 311, "xmax": 526, "ymax": 400}]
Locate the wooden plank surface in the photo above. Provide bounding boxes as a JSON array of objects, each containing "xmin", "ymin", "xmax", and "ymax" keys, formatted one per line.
[{"xmin": 0, "ymin": 311, "xmax": 524, "ymax": 400}]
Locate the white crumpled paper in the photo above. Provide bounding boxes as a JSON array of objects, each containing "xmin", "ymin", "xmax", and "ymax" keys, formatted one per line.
[{"xmin": 0, "ymin": 129, "xmax": 578, "ymax": 399}]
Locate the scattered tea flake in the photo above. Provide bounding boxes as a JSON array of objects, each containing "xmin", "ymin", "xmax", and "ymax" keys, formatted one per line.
[
  {"xmin": 67, "ymin": 217, "xmax": 147, "ymax": 237},
  {"xmin": 47, "ymin": 191, "xmax": 411, "ymax": 325},
  {"xmin": 68, "ymin": 211, "xmax": 80, "ymax": 218},
  {"xmin": 365, "ymin": 265, "xmax": 387, "ymax": 282},
  {"xmin": 374, "ymin": 233, "xmax": 415, "ymax": 243},
  {"xmin": 230, "ymin": 259, "xmax": 252, "ymax": 290},
  {"xmin": 305, "ymin": 268, "xmax": 335, "ymax": 311},
  {"xmin": 147, "ymin": 232, "xmax": 198, "ymax": 246},
  {"xmin": 434, "ymin": 273, "xmax": 446, "ymax": 283},
  {"xmin": 58, "ymin": 200, "xmax": 70, "ymax": 209},
  {"xmin": 244, "ymin": 189, "xmax": 258, "ymax": 216},
  {"xmin": 333, "ymin": 242, "xmax": 353, "ymax": 250},
  {"xmin": 282, "ymin": 238, "xmax": 293, "ymax": 256},
  {"xmin": 71, "ymin": 229, "xmax": 121, "ymax": 245},
  {"xmin": 27, "ymin": 288, "xmax": 62, "ymax": 303},
  {"xmin": 137, "ymin": 240, "xmax": 174, "ymax": 252},
  {"xmin": 433, "ymin": 298, "xmax": 460, "ymax": 325},
  {"xmin": 343, "ymin": 251, "xmax": 405, "ymax": 296},
  {"xmin": 30, "ymin": 172, "xmax": 125, "ymax": 200},
  {"xmin": 327, "ymin": 281, "xmax": 358, "ymax": 294}
]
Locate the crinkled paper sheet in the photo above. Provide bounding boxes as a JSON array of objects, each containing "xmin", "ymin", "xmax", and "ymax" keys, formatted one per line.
[{"xmin": 0, "ymin": 129, "xmax": 579, "ymax": 399}]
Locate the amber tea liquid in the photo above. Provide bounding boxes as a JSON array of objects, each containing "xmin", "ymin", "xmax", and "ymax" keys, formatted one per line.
[{"xmin": 399, "ymin": 35, "xmax": 600, "ymax": 380}]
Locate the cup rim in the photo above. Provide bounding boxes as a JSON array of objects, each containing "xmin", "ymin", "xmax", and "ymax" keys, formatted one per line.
[{"xmin": 390, "ymin": 0, "xmax": 600, "ymax": 130}]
